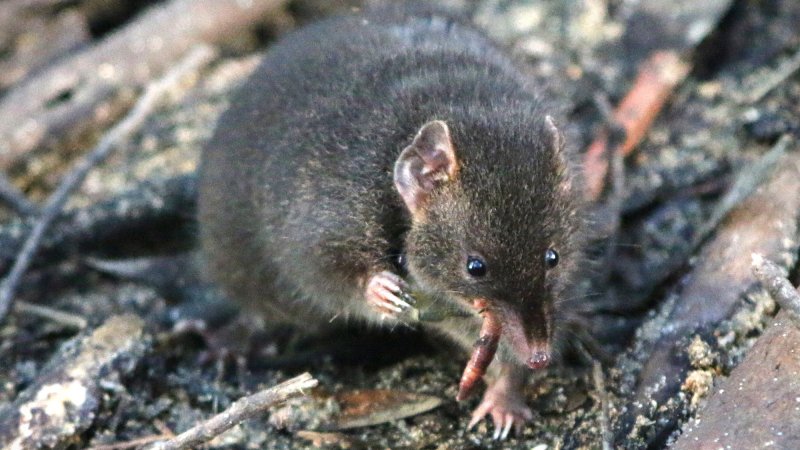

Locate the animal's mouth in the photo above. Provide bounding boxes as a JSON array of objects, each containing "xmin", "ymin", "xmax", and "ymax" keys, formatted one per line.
[
  {"xmin": 501, "ymin": 310, "xmax": 552, "ymax": 370},
  {"xmin": 493, "ymin": 301, "xmax": 552, "ymax": 370},
  {"xmin": 455, "ymin": 298, "xmax": 551, "ymax": 401}
]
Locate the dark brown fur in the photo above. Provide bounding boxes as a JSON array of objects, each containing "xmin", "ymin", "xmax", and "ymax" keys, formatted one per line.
[{"xmin": 198, "ymin": 5, "xmax": 585, "ymax": 379}]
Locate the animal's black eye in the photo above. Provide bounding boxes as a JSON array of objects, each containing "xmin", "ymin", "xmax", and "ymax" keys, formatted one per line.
[
  {"xmin": 466, "ymin": 256, "xmax": 487, "ymax": 277},
  {"xmin": 544, "ymin": 248, "xmax": 559, "ymax": 269}
]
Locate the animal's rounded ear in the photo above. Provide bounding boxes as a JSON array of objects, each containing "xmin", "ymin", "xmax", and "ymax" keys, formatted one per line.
[
  {"xmin": 545, "ymin": 115, "xmax": 574, "ymax": 193},
  {"xmin": 545, "ymin": 115, "xmax": 564, "ymax": 153},
  {"xmin": 393, "ymin": 120, "xmax": 459, "ymax": 217}
]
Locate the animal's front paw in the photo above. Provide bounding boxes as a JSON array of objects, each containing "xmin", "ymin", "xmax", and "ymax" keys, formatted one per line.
[
  {"xmin": 365, "ymin": 270, "xmax": 416, "ymax": 319},
  {"xmin": 468, "ymin": 383, "xmax": 533, "ymax": 440}
]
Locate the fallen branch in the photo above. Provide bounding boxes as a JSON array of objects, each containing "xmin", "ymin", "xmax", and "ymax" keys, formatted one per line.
[
  {"xmin": 619, "ymin": 150, "xmax": 800, "ymax": 444},
  {"xmin": 14, "ymin": 300, "xmax": 87, "ymax": 329},
  {"xmin": 746, "ymin": 45, "xmax": 800, "ymax": 103},
  {"xmin": 672, "ymin": 309, "xmax": 800, "ymax": 449},
  {"xmin": 0, "ymin": 0, "xmax": 287, "ymax": 172},
  {"xmin": 751, "ymin": 253, "xmax": 800, "ymax": 326},
  {"xmin": 143, "ymin": 373, "xmax": 319, "ymax": 450},
  {"xmin": 593, "ymin": 362, "xmax": 612, "ymax": 450},
  {"xmin": 0, "ymin": 46, "xmax": 216, "ymax": 322}
]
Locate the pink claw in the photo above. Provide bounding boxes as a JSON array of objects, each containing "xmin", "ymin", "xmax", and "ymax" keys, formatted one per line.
[
  {"xmin": 365, "ymin": 271, "xmax": 413, "ymax": 317},
  {"xmin": 467, "ymin": 383, "xmax": 533, "ymax": 440}
]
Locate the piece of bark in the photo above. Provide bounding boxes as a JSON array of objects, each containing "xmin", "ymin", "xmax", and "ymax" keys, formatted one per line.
[
  {"xmin": 671, "ymin": 311, "xmax": 800, "ymax": 449},
  {"xmin": 0, "ymin": 314, "xmax": 149, "ymax": 449},
  {"xmin": 670, "ymin": 255, "xmax": 800, "ymax": 448},
  {"xmin": 621, "ymin": 152, "xmax": 800, "ymax": 444},
  {"xmin": 0, "ymin": 0, "xmax": 287, "ymax": 174}
]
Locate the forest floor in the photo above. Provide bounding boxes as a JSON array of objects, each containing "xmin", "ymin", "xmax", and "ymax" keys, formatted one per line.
[{"xmin": 0, "ymin": 0, "xmax": 799, "ymax": 449}]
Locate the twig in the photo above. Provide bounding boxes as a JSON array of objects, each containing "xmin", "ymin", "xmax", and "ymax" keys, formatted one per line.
[
  {"xmin": 0, "ymin": 45, "xmax": 216, "ymax": 322},
  {"xmin": 751, "ymin": 253, "xmax": 800, "ymax": 326},
  {"xmin": 592, "ymin": 361, "xmax": 612, "ymax": 450},
  {"xmin": 693, "ymin": 134, "xmax": 791, "ymax": 248},
  {"xmin": 747, "ymin": 46, "xmax": 800, "ymax": 103},
  {"xmin": 13, "ymin": 300, "xmax": 87, "ymax": 329},
  {"xmin": 0, "ymin": 173, "xmax": 38, "ymax": 216},
  {"xmin": 583, "ymin": 50, "xmax": 690, "ymax": 201},
  {"xmin": 144, "ymin": 373, "xmax": 319, "ymax": 450}
]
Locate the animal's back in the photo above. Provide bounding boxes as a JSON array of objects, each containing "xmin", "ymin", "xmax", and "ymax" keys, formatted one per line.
[{"xmin": 199, "ymin": 7, "xmax": 541, "ymax": 321}]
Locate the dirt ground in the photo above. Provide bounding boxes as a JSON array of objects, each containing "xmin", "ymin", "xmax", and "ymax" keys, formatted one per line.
[{"xmin": 0, "ymin": 0, "xmax": 799, "ymax": 449}]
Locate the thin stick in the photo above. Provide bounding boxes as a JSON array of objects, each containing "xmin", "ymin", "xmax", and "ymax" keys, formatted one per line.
[
  {"xmin": 0, "ymin": 45, "xmax": 216, "ymax": 321},
  {"xmin": 694, "ymin": 135, "xmax": 791, "ymax": 248},
  {"xmin": 0, "ymin": 173, "xmax": 38, "ymax": 216},
  {"xmin": 751, "ymin": 253, "xmax": 800, "ymax": 325},
  {"xmin": 592, "ymin": 361, "xmax": 612, "ymax": 450},
  {"xmin": 747, "ymin": 46, "xmax": 800, "ymax": 103},
  {"xmin": 14, "ymin": 300, "xmax": 87, "ymax": 329},
  {"xmin": 584, "ymin": 50, "xmax": 690, "ymax": 201},
  {"xmin": 144, "ymin": 373, "xmax": 319, "ymax": 450}
]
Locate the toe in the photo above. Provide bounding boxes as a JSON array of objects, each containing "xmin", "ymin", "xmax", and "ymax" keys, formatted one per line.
[
  {"xmin": 379, "ymin": 288, "xmax": 412, "ymax": 309},
  {"xmin": 378, "ymin": 273, "xmax": 416, "ymax": 305},
  {"xmin": 376, "ymin": 273, "xmax": 402, "ymax": 293},
  {"xmin": 468, "ymin": 401, "xmax": 493, "ymax": 430},
  {"xmin": 379, "ymin": 270, "xmax": 405, "ymax": 286},
  {"xmin": 371, "ymin": 289, "xmax": 403, "ymax": 313},
  {"xmin": 500, "ymin": 415, "xmax": 514, "ymax": 440},
  {"xmin": 468, "ymin": 395, "xmax": 533, "ymax": 439},
  {"xmin": 368, "ymin": 272, "xmax": 415, "ymax": 313},
  {"xmin": 490, "ymin": 409, "xmax": 504, "ymax": 438}
]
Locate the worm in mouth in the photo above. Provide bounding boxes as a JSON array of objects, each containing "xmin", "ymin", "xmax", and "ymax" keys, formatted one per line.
[{"xmin": 456, "ymin": 299, "xmax": 501, "ymax": 401}]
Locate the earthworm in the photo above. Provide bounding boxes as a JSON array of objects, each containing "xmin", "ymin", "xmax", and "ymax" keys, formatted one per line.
[{"xmin": 456, "ymin": 300, "xmax": 501, "ymax": 401}]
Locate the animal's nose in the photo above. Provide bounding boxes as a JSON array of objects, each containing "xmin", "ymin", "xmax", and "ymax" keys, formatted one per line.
[{"xmin": 527, "ymin": 350, "xmax": 550, "ymax": 369}]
